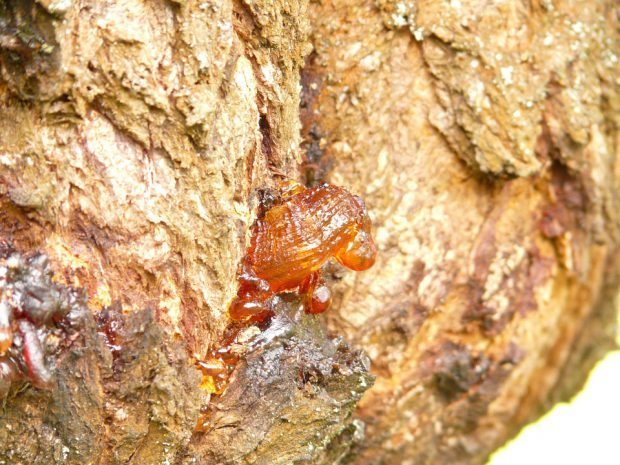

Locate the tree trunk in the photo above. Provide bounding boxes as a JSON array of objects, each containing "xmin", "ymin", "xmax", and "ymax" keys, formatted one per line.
[{"xmin": 0, "ymin": 0, "xmax": 618, "ymax": 464}]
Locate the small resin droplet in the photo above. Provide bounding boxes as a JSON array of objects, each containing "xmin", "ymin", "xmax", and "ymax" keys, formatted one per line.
[
  {"xmin": 197, "ymin": 358, "xmax": 227, "ymax": 376},
  {"xmin": 0, "ymin": 301, "xmax": 11, "ymax": 355},
  {"xmin": 228, "ymin": 300, "xmax": 273, "ymax": 323},
  {"xmin": 0, "ymin": 329, "xmax": 11, "ymax": 356},
  {"xmin": 308, "ymin": 283, "xmax": 331, "ymax": 314}
]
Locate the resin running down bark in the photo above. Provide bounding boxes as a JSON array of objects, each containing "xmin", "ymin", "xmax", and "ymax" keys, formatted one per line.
[{"xmin": 198, "ymin": 181, "xmax": 378, "ymax": 396}]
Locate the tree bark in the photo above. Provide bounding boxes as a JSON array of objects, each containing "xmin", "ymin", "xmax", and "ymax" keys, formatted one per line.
[{"xmin": 0, "ymin": 1, "xmax": 618, "ymax": 464}]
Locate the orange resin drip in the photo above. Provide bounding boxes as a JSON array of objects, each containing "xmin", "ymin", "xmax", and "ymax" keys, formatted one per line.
[{"xmin": 196, "ymin": 182, "xmax": 377, "ymax": 421}]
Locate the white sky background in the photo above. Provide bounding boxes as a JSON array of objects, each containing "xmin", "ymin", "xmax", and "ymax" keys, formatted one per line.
[{"xmin": 488, "ymin": 313, "xmax": 620, "ymax": 465}]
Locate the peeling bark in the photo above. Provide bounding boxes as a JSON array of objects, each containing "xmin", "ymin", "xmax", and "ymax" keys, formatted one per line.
[{"xmin": 0, "ymin": 0, "xmax": 618, "ymax": 464}]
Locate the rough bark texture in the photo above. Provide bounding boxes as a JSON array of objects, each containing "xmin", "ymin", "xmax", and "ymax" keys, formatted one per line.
[{"xmin": 0, "ymin": 0, "xmax": 618, "ymax": 464}]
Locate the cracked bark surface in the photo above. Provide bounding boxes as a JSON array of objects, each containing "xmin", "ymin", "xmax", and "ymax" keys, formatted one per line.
[{"xmin": 0, "ymin": 1, "xmax": 618, "ymax": 464}]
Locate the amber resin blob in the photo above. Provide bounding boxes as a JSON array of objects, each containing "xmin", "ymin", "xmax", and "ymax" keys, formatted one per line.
[
  {"xmin": 196, "ymin": 181, "xmax": 377, "ymax": 410},
  {"xmin": 230, "ymin": 181, "xmax": 377, "ymax": 321}
]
